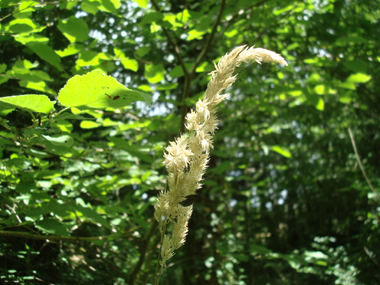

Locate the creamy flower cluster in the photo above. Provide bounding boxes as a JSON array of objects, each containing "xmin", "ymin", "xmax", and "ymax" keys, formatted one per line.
[{"xmin": 154, "ymin": 45, "xmax": 287, "ymax": 271}]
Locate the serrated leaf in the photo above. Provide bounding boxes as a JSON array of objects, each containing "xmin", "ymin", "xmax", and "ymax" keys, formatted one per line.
[
  {"xmin": 58, "ymin": 70, "xmax": 151, "ymax": 109},
  {"xmin": 0, "ymin": 95, "xmax": 55, "ymax": 114}
]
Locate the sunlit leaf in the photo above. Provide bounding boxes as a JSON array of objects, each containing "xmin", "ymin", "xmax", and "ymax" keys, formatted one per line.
[
  {"xmin": 0, "ymin": 95, "xmax": 55, "ymax": 114},
  {"xmin": 346, "ymin": 73, "xmax": 371, "ymax": 83},
  {"xmin": 144, "ymin": 63, "xmax": 165, "ymax": 83},
  {"xmin": 58, "ymin": 70, "xmax": 151, "ymax": 109},
  {"xmin": 270, "ymin": 145, "xmax": 292, "ymax": 158}
]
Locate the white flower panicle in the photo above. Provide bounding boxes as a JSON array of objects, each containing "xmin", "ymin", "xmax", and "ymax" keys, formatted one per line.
[{"xmin": 154, "ymin": 45, "xmax": 287, "ymax": 271}]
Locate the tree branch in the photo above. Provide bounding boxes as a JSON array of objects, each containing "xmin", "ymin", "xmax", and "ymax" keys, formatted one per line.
[
  {"xmin": 0, "ymin": 230, "xmax": 127, "ymax": 242},
  {"xmin": 179, "ymin": 0, "xmax": 227, "ymax": 133},
  {"xmin": 190, "ymin": 0, "xmax": 226, "ymax": 76},
  {"xmin": 150, "ymin": 0, "xmax": 189, "ymax": 78},
  {"xmin": 129, "ymin": 219, "xmax": 158, "ymax": 285}
]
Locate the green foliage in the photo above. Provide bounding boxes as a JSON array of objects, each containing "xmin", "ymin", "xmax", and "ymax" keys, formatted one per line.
[{"xmin": 0, "ymin": 0, "xmax": 379, "ymax": 284}]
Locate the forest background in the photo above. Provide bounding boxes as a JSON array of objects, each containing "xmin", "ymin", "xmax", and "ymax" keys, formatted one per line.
[{"xmin": 0, "ymin": 0, "xmax": 379, "ymax": 284}]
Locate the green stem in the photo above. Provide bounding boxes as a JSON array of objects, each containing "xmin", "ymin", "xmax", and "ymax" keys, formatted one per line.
[{"xmin": 154, "ymin": 221, "xmax": 167, "ymax": 285}]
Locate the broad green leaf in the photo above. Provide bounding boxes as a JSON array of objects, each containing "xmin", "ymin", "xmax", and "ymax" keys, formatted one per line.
[
  {"xmin": 304, "ymin": 251, "xmax": 328, "ymax": 259},
  {"xmin": 75, "ymin": 204, "xmax": 110, "ymax": 227},
  {"xmin": 250, "ymin": 243, "xmax": 272, "ymax": 254},
  {"xmin": 338, "ymin": 81, "xmax": 356, "ymax": 90},
  {"xmin": 0, "ymin": 95, "xmax": 55, "ymax": 114},
  {"xmin": 81, "ymin": 0, "xmax": 100, "ymax": 15},
  {"xmin": 133, "ymin": 0, "xmax": 148, "ymax": 7},
  {"xmin": 140, "ymin": 12, "xmax": 163, "ymax": 25},
  {"xmin": 0, "ymin": 64, "xmax": 7, "ymax": 73},
  {"xmin": 346, "ymin": 73, "xmax": 371, "ymax": 83},
  {"xmin": 13, "ymin": 1, "xmax": 37, "ymax": 19},
  {"xmin": 314, "ymin": 85, "xmax": 335, "ymax": 95},
  {"xmin": 233, "ymin": 254, "xmax": 249, "ymax": 262},
  {"xmin": 335, "ymin": 36, "xmax": 366, "ymax": 46},
  {"xmin": 169, "ymin": 63, "xmax": 193, "ymax": 78},
  {"xmin": 343, "ymin": 60, "xmax": 367, "ymax": 73},
  {"xmin": 57, "ymin": 16, "xmax": 89, "ymax": 43},
  {"xmin": 56, "ymin": 44, "xmax": 82, "ymax": 57},
  {"xmin": 136, "ymin": 46, "xmax": 150, "ymax": 58},
  {"xmin": 36, "ymin": 218, "xmax": 70, "ymax": 236},
  {"xmin": 14, "ymin": 34, "xmax": 49, "ymax": 45},
  {"xmin": 271, "ymin": 145, "xmax": 292, "ymax": 158},
  {"xmin": 303, "ymin": 57, "xmax": 323, "ymax": 66},
  {"xmin": 19, "ymin": 80, "xmax": 56, "ymax": 95},
  {"xmin": 58, "ymin": 70, "xmax": 151, "ymax": 109},
  {"xmin": 196, "ymin": 61, "xmax": 213, "ymax": 73},
  {"xmin": 176, "ymin": 9, "xmax": 190, "ymax": 24},
  {"xmin": 339, "ymin": 91, "xmax": 355, "ymax": 104},
  {"xmin": 42, "ymin": 135, "xmax": 74, "ymax": 147},
  {"xmin": 316, "ymin": 97, "xmax": 324, "ymax": 111},
  {"xmin": 144, "ymin": 63, "xmax": 165, "ymax": 83},
  {"xmin": 187, "ymin": 29, "xmax": 207, "ymax": 41},
  {"xmin": 98, "ymin": 0, "xmax": 120, "ymax": 14},
  {"xmin": 286, "ymin": 89, "xmax": 303, "ymax": 97},
  {"xmin": 281, "ymin": 254, "xmax": 301, "ymax": 269},
  {"xmin": 273, "ymin": 4, "xmax": 295, "ymax": 15},
  {"xmin": 307, "ymin": 73, "xmax": 321, "ymax": 83},
  {"xmin": 76, "ymin": 50, "xmax": 102, "ymax": 66},
  {"xmin": 7, "ymin": 18, "xmax": 39, "ymax": 34},
  {"xmin": 163, "ymin": 13, "xmax": 184, "ymax": 29},
  {"xmin": 80, "ymin": 120, "xmax": 102, "ymax": 129},
  {"xmin": 26, "ymin": 43, "xmax": 63, "ymax": 71},
  {"xmin": 114, "ymin": 48, "xmax": 138, "ymax": 71},
  {"xmin": 0, "ymin": 76, "xmax": 9, "ymax": 86},
  {"xmin": 120, "ymin": 58, "xmax": 138, "ymax": 72},
  {"xmin": 109, "ymin": 137, "xmax": 153, "ymax": 163}
]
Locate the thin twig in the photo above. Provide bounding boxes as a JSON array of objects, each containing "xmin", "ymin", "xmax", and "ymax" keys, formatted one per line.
[
  {"xmin": 348, "ymin": 128, "xmax": 380, "ymax": 201},
  {"xmin": 364, "ymin": 246, "xmax": 380, "ymax": 269}
]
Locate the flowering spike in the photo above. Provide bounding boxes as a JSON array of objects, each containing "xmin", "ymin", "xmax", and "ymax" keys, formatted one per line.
[{"xmin": 154, "ymin": 45, "xmax": 286, "ymax": 274}]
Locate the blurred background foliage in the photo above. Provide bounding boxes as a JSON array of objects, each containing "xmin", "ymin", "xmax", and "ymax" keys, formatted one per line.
[{"xmin": 0, "ymin": 0, "xmax": 379, "ymax": 284}]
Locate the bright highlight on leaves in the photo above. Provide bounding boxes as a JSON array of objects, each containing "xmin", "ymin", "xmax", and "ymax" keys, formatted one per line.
[
  {"xmin": 58, "ymin": 70, "xmax": 151, "ymax": 109},
  {"xmin": 271, "ymin": 145, "xmax": 292, "ymax": 158}
]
